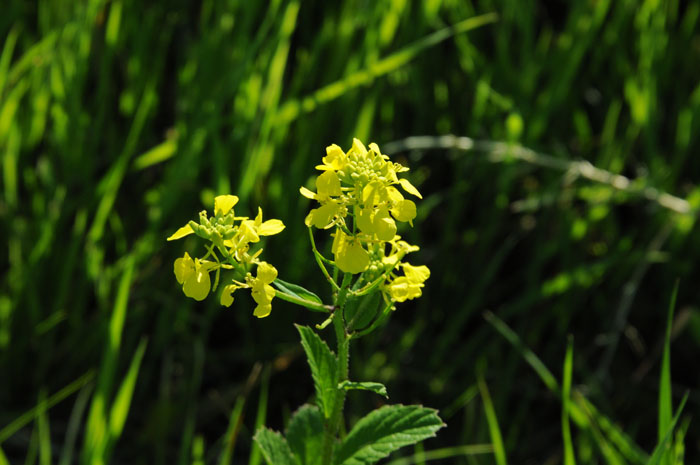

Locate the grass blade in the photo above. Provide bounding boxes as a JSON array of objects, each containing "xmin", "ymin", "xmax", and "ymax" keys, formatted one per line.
[
  {"xmin": 562, "ymin": 337, "xmax": 576, "ymax": 465},
  {"xmin": 658, "ymin": 283, "xmax": 678, "ymax": 465},
  {"xmin": 274, "ymin": 13, "xmax": 499, "ymax": 126},
  {"xmin": 248, "ymin": 365, "xmax": 270, "ymax": 465},
  {"xmin": 107, "ymin": 338, "xmax": 148, "ymax": 451},
  {"xmin": 384, "ymin": 444, "xmax": 494, "ymax": 465},
  {"xmin": 0, "ymin": 371, "xmax": 95, "ymax": 444},
  {"xmin": 648, "ymin": 393, "xmax": 689, "ymax": 465},
  {"xmin": 477, "ymin": 373, "xmax": 507, "ymax": 465},
  {"xmin": 218, "ymin": 396, "xmax": 246, "ymax": 465},
  {"xmin": 58, "ymin": 382, "xmax": 93, "ymax": 465},
  {"xmin": 37, "ymin": 391, "xmax": 51, "ymax": 465}
]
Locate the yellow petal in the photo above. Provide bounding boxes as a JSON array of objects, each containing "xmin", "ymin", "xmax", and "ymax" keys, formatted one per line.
[
  {"xmin": 239, "ymin": 220, "xmax": 260, "ymax": 243},
  {"xmin": 183, "ymin": 264, "xmax": 211, "ymax": 301},
  {"xmin": 251, "ymin": 282, "xmax": 276, "ymax": 305},
  {"xmin": 403, "ymin": 264, "xmax": 430, "ymax": 283},
  {"xmin": 398, "ymin": 178, "xmax": 422, "ymax": 199},
  {"xmin": 335, "ymin": 238, "xmax": 370, "ymax": 274},
  {"xmin": 386, "ymin": 186, "xmax": 404, "ymax": 204},
  {"xmin": 214, "ymin": 195, "xmax": 239, "ymax": 215},
  {"xmin": 318, "ymin": 144, "xmax": 346, "ymax": 171},
  {"xmin": 388, "ymin": 277, "xmax": 410, "ymax": 302},
  {"xmin": 305, "ymin": 203, "xmax": 338, "ymax": 228},
  {"xmin": 174, "ymin": 252, "xmax": 195, "ymax": 284},
  {"xmin": 373, "ymin": 208, "xmax": 397, "ymax": 241},
  {"xmin": 253, "ymin": 303, "xmax": 272, "ymax": 318},
  {"xmin": 316, "ymin": 170, "xmax": 341, "ymax": 197},
  {"xmin": 388, "ymin": 277, "xmax": 423, "ymax": 302},
  {"xmin": 356, "ymin": 207, "xmax": 374, "ymax": 235},
  {"xmin": 362, "ymin": 180, "xmax": 386, "ymax": 207},
  {"xmin": 332, "ymin": 228, "xmax": 345, "ymax": 255},
  {"xmin": 351, "ymin": 138, "xmax": 367, "ymax": 156},
  {"xmin": 300, "ymin": 186, "xmax": 317, "ymax": 199},
  {"xmin": 258, "ymin": 219, "xmax": 285, "ymax": 236},
  {"xmin": 167, "ymin": 224, "xmax": 194, "ymax": 241},
  {"xmin": 391, "ymin": 199, "xmax": 416, "ymax": 224},
  {"xmin": 220, "ymin": 285, "xmax": 237, "ymax": 307},
  {"xmin": 256, "ymin": 262, "xmax": 278, "ymax": 284}
]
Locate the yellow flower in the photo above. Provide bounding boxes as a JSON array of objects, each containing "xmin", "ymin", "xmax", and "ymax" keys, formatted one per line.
[
  {"xmin": 356, "ymin": 206, "xmax": 396, "ymax": 241},
  {"xmin": 387, "ymin": 263, "xmax": 430, "ymax": 302},
  {"xmin": 305, "ymin": 201, "xmax": 341, "ymax": 229},
  {"xmin": 173, "ymin": 252, "xmax": 216, "ymax": 301},
  {"xmin": 332, "ymin": 229, "xmax": 369, "ymax": 274},
  {"xmin": 224, "ymin": 207, "xmax": 286, "ymax": 256},
  {"xmin": 250, "ymin": 262, "xmax": 278, "ymax": 318}
]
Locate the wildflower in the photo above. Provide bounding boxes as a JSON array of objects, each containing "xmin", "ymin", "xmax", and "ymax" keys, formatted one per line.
[
  {"xmin": 173, "ymin": 252, "xmax": 217, "ymax": 301},
  {"xmin": 301, "ymin": 138, "xmax": 422, "ymax": 241},
  {"xmin": 168, "ymin": 195, "xmax": 284, "ymax": 308},
  {"xmin": 250, "ymin": 262, "xmax": 278, "ymax": 318},
  {"xmin": 332, "ymin": 229, "xmax": 370, "ymax": 274},
  {"xmin": 387, "ymin": 263, "xmax": 430, "ymax": 302}
]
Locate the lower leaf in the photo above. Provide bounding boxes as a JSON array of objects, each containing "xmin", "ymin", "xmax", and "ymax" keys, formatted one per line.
[
  {"xmin": 253, "ymin": 427, "xmax": 297, "ymax": 465},
  {"xmin": 286, "ymin": 404, "xmax": 324, "ymax": 465},
  {"xmin": 334, "ymin": 404, "xmax": 445, "ymax": 465}
]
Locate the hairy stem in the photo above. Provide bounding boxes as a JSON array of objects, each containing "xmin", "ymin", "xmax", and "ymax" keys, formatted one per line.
[{"xmin": 321, "ymin": 274, "xmax": 352, "ymax": 465}]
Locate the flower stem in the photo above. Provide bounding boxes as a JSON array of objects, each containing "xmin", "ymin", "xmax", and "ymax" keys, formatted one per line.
[
  {"xmin": 321, "ymin": 275, "xmax": 352, "ymax": 465},
  {"xmin": 308, "ymin": 227, "xmax": 340, "ymax": 291}
]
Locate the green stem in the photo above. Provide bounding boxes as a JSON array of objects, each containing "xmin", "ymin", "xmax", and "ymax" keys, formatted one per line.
[
  {"xmin": 321, "ymin": 274, "xmax": 352, "ymax": 465},
  {"xmin": 308, "ymin": 227, "xmax": 340, "ymax": 291}
]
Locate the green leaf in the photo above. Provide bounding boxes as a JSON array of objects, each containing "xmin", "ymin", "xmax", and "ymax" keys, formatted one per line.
[
  {"xmin": 274, "ymin": 279, "xmax": 327, "ymax": 312},
  {"xmin": 335, "ymin": 404, "xmax": 445, "ymax": 465},
  {"xmin": 338, "ymin": 381, "xmax": 388, "ymax": 399},
  {"xmin": 286, "ymin": 404, "xmax": 324, "ymax": 465},
  {"xmin": 274, "ymin": 279, "xmax": 323, "ymax": 305},
  {"xmin": 253, "ymin": 428, "xmax": 297, "ymax": 465},
  {"xmin": 296, "ymin": 325, "xmax": 338, "ymax": 419}
]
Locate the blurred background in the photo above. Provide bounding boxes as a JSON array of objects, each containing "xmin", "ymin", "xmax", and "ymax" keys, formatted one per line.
[{"xmin": 1, "ymin": 0, "xmax": 699, "ymax": 464}]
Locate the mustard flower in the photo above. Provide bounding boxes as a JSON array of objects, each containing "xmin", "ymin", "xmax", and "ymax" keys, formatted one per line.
[
  {"xmin": 250, "ymin": 262, "xmax": 278, "ymax": 318},
  {"xmin": 332, "ymin": 229, "xmax": 370, "ymax": 274},
  {"xmin": 387, "ymin": 263, "xmax": 430, "ymax": 302},
  {"xmin": 173, "ymin": 252, "xmax": 217, "ymax": 301}
]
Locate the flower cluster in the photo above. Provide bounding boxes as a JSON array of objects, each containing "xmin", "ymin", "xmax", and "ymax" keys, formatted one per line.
[
  {"xmin": 167, "ymin": 195, "xmax": 284, "ymax": 317},
  {"xmin": 301, "ymin": 139, "xmax": 430, "ymax": 303}
]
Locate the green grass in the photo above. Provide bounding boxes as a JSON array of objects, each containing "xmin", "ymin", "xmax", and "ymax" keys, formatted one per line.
[{"xmin": 1, "ymin": 0, "xmax": 699, "ymax": 463}]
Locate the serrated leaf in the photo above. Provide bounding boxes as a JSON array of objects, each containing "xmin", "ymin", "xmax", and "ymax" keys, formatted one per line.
[
  {"xmin": 286, "ymin": 404, "xmax": 324, "ymax": 465},
  {"xmin": 253, "ymin": 428, "xmax": 297, "ymax": 465},
  {"xmin": 338, "ymin": 381, "xmax": 388, "ymax": 399},
  {"xmin": 335, "ymin": 405, "xmax": 445, "ymax": 465},
  {"xmin": 274, "ymin": 279, "xmax": 323, "ymax": 305},
  {"xmin": 296, "ymin": 325, "xmax": 338, "ymax": 419}
]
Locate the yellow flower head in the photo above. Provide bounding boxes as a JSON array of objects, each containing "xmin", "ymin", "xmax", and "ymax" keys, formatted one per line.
[
  {"xmin": 301, "ymin": 138, "xmax": 422, "ymax": 241},
  {"xmin": 168, "ymin": 196, "xmax": 284, "ymax": 310},
  {"xmin": 173, "ymin": 252, "xmax": 216, "ymax": 301},
  {"xmin": 332, "ymin": 229, "xmax": 370, "ymax": 274}
]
